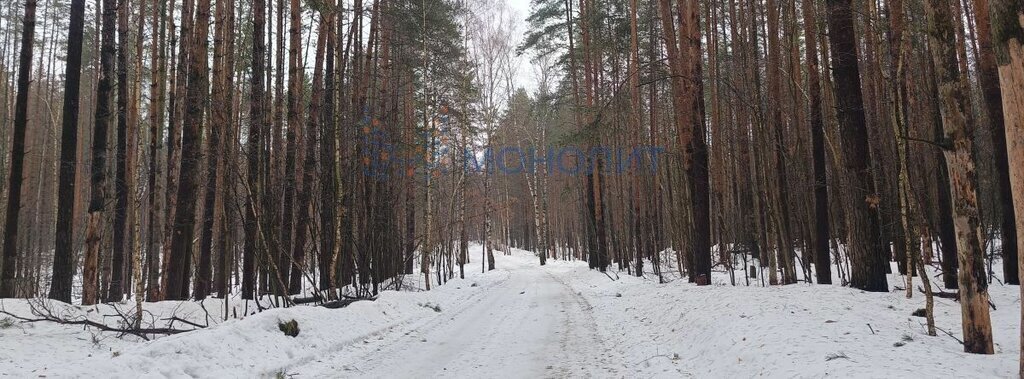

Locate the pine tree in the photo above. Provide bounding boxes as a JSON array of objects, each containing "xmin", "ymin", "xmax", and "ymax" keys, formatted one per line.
[
  {"xmin": 926, "ymin": 0, "xmax": 994, "ymax": 354},
  {"xmin": 49, "ymin": 0, "xmax": 88, "ymax": 303},
  {"xmin": 987, "ymin": 0, "xmax": 1023, "ymax": 369},
  {"xmin": 973, "ymin": 0, "xmax": 1019, "ymax": 285},
  {"xmin": 243, "ymin": 0, "xmax": 268, "ymax": 300},
  {"xmin": 0, "ymin": 0, "xmax": 37, "ymax": 298},
  {"xmin": 279, "ymin": 0, "xmax": 303, "ymax": 293},
  {"xmin": 291, "ymin": 13, "xmax": 327, "ymax": 295},
  {"xmin": 146, "ymin": 0, "xmax": 168, "ymax": 302},
  {"xmin": 165, "ymin": 0, "xmax": 211, "ymax": 300},
  {"xmin": 81, "ymin": 0, "xmax": 117, "ymax": 306},
  {"xmin": 196, "ymin": 0, "xmax": 230, "ymax": 300},
  {"xmin": 824, "ymin": 0, "xmax": 887, "ymax": 292},
  {"xmin": 804, "ymin": 0, "xmax": 830, "ymax": 285},
  {"xmin": 107, "ymin": 0, "xmax": 131, "ymax": 303}
]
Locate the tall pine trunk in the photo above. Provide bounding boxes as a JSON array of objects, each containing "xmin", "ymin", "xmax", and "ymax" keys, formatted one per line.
[
  {"xmin": 49, "ymin": 0, "xmax": 87, "ymax": 303},
  {"xmin": 291, "ymin": 17, "xmax": 327, "ymax": 295},
  {"xmin": 804, "ymin": 0, "xmax": 831, "ymax": 285},
  {"xmin": 319, "ymin": 4, "xmax": 338, "ymax": 291},
  {"xmin": 165, "ymin": 0, "xmax": 211, "ymax": 300},
  {"xmin": 0, "ymin": 0, "xmax": 37, "ymax": 298},
  {"xmin": 107, "ymin": 0, "xmax": 131, "ymax": 303},
  {"xmin": 973, "ymin": 0, "xmax": 1019, "ymax": 285},
  {"xmin": 197, "ymin": 0, "xmax": 229, "ymax": 300},
  {"xmin": 82, "ymin": 0, "xmax": 117, "ymax": 306},
  {"xmin": 279, "ymin": 0, "xmax": 303, "ymax": 292},
  {"xmin": 987, "ymin": 0, "xmax": 1024, "ymax": 370},
  {"xmin": 825, "ymin": 0, "xmax": 887, "ymax": 292},
  {"xmin": 243, "ymin": 0, "xmax": 267, "ymax": 300},
  {"xmin": 926, "ymin": 0, "xmax": 994, "ymax": 354},
  {"xmin": 145, "ymin": 0, "xmax": 167, "ymax": 301}
]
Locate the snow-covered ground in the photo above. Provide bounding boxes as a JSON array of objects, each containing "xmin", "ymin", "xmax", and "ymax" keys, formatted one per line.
[
  {"xmin": 548, "ymin": 256, "xmax": 1020, "ymax": 377},
  {"xmin": 1, "ymin": 246, "xmax": 1019, "ymax": 377}
]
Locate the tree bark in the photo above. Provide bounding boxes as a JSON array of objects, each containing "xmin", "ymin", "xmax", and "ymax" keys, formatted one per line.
[
  {"xmin": 804, "ymin": 0, "xmax": 831, "ymax": 285},
  {"xmin": 291, "ymin": 16, "xmax": 327, "ymax": 295},
  {"xmin": 107, "ymin": 0, "xmax": 131, "ymax": 303},
  {"xmin": 319, "ymin": 3, "xmax": 338, "ymax": 291},
  {"xmin": 196, "ymin": 0, "xmax": 230, "ymax": 300},
  {"xmin": 973, "ymin": 0, "xmax": 1019, "ymax": 285},
  {"xmin": 279, "ymin": 0, "xmax": 303, "ymax": 293},
  {"xmin": 679, "ymin": 0, "xmax": 711, "ymax": 284},
  {"xmin": 82, "ymin": 0, "xmax": 117, "ymax": 306},
  {"xmin": 165, "ymin": 0, "xmax": 211, "ymax": 300},
  {"xmin": 657, "ymin": 0, "xmax": 710, "ymax": 284},
  {"xmin": 49, "ymin": 0, "xmax": 87, "ymax": 303},
  {"xmin": 927, "ymin": 0, "xmax": 994, "ymax": 354},
  {"xmin": 243, "ymin": 0, "xmax": 267, "ymax": 300},
  {"xmin": 987, "ymin": 0, "xmax": 1024, "ymax": 370},
  {"xmin": 0, "ymin": 0, "xmax": 37, "ymax": 298},
  {"xmin": 145, "ymin": 0, "xmax": 167, "ymax": 302},
  {"xmin": 825, "ymin": 0, "xmax": 887, "ymax": 292}
]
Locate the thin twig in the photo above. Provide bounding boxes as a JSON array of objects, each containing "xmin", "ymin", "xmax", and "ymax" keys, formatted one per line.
[{"xmin": 934, "ymin": 325, "xmax": 965, "ymax": 345}]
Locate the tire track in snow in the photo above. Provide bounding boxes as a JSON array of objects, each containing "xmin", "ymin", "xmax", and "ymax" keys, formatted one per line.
[
  {"xmin": 273, "ymin": 269, "xmax": 513, "ymax": 377},
  {"xmin": 290, "ymin": 259, "xmax": 618, "ymax": 378}
]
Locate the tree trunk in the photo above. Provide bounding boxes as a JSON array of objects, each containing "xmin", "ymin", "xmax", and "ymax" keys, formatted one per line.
[
  {"xmin": 424, "ymin": 116, "xmax": 435, "ymax": 288},
  {"xmin": 680, "ymin": 0, "xmax": 711, "ymax": 284},
  {"xmin": 145, "ymin": 0, "xmax": 167, "ymax": 302},
  {"xmin": 166, "ymin": 0, "xmax": 211, "ymax": 300},
  {"xmin": 987, "ymin": 0, "xmax": 1024, "ymax": 370},
  {"xmin": 279, "ymin": 0, "xmax": 303, "ymax": 293},
  {"xmin": 629, "ymin": 0, "xmax": 642, "ymax": 276},
  {"xmin": 0, "ymin": 0, "xmax": 37, "ymax": 298},
  {"xmin": 930, "ymin": 53, "xmax": 960, "ymax": 289},
  {"xmin": 197, "ymin": 0, "xmax": 229, "ymax": 300},
  {"xmin": 319, "ymin": 3, "xmax": 338, "ymax": 291},
  {"xmin": 107, "ymin": 0, "xmax": 131, "ymax": 303},
  {"xmin": 243, "ymin": 0, "xmax": 267, "ymax": 300},
  {"xmin": 767, "ymin": 0, "xmax": 796, "ymax": 285},
  {"xmin": 657, "ymin": 0, "xmax": 711, "ymax": 283},
  {"xmin": 160, "ymin": 0, "xmax": 191, "ymax": 301},
  {"xmin": 82, "ymin": 0, "xmax": 117, "ymax": 306},
  {"xmin": 291, "ymin": 16, "xmax": 326, "ymax": 295},
  {"xmin": 214, "ymin": 0, "xmax": 237, "ymax": 299},
  {"xmin": 825, "ymin": 0, "xmax": 887, "ymax": 292},
  {"xmin": 49, "ymin": 0, "xmax": 87, "ymax": 303},
  {"xmin": 973, "ymin": 0, "xmax": 1019, "ymax": 285},
  {"xmin": 927, "ymin": 0, "xmax": 994, "ymax": 354},
  {"xmin": 804, "ymin": 0, "xmax": 830, "ymax": 285}
]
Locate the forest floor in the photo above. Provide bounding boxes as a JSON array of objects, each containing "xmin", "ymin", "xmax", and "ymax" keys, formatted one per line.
[{"xmin": 0, "ymin": 247, "xmax": 1020, "ymax": 377}]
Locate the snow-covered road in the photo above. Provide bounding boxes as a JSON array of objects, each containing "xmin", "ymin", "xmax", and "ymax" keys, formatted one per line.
[
  {"xmin": 4, "ymin": 247, "xmax": 1021, "ymax": 377},
  {"xmin": 295, "ymin": 257, "xmax": 625, "ymax": 378}
]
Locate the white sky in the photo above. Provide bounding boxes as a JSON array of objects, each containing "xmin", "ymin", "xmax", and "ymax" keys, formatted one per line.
[{"xmin": 505, "ymin": 0, "xmax": 540, "ymax": 94}]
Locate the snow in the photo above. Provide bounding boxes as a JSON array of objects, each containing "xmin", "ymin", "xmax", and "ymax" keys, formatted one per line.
[
  {"xmin": 547, "ymin": 256, "xmax": 1019, "ymax": 377},
  {"xmin": 0, "ymin": 245, "xmax": 1020, "ymax": 377},
  {"xmin": 289, "ymin": 254, "xmax": 625, "ymax": 378}
]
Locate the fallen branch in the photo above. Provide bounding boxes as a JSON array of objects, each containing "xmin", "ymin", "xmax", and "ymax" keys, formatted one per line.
[
  {"xmin": 321, "ymin": 296, "xmax": 375, "ymax": 309},
  {"xmin": 0, "ymin": 299, "xmax": 202, "ymax": 341},
  {"xmin": 0, "ymin": 309, "xmax": 189, "ymax": 341},
  {"xmin": 933, "ymin": 325, "xmax": 965, "ymax": 345},
  {"xmin": 164, "ymin": 316, "xmax": 207, "ymax": 329},
  {"xmin": 292, "ymin": 295, "xmax": 323, "ymax": 305},
  {"xmin": 916, "ymin": 287, "xmax": 997, "ymax": 310}
]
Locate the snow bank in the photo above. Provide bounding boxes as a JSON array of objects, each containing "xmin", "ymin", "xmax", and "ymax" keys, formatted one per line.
[
  {"xmin": 0, "ymin": 248, "xmax": 509, "ymax": 378},
  {"xmin": 543, "ymin": 254, "xmax": 1019, "ymax": 377},
  {"xmin": 2, "ymin": 247, "xmax": 1019, "ymax": 377}
]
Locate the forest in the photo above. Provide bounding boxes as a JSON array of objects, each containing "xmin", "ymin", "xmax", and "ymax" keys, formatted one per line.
[{"xmin": 0, "ymin": 0, "xmax": 1023, "ymax": 376}]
